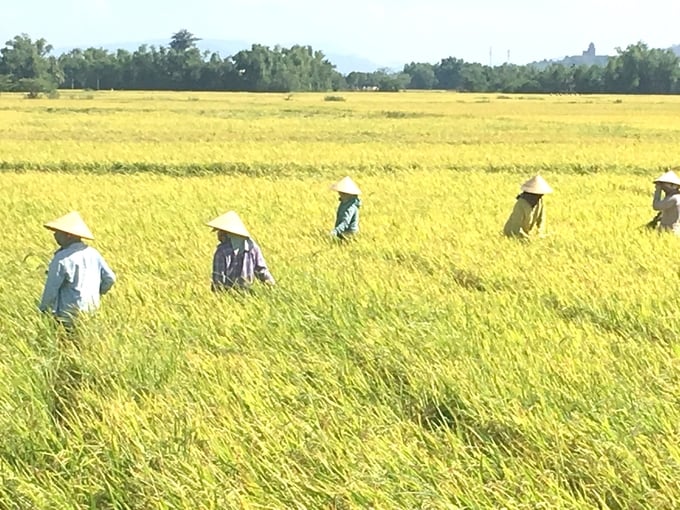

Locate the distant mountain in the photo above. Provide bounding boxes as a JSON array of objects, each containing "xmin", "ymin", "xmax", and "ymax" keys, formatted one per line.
[
  {"xmin": 52, "ymin": 39, "xmax": 385, "ymax": 75},
  {"xmin": 672, "ymin": 45, "xmax": 680, "ymax": 57}
]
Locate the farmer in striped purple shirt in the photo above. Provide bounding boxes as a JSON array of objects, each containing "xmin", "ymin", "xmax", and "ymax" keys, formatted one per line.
[{"xmin": 207, "ymin": 211, "xmax": 275, "ymax": 291}]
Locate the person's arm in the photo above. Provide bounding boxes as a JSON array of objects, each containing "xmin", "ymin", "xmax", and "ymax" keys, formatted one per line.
[
  {"xmin": 38, "ymin": 258, "xmax": 65, "ymax": 313},
  {"xmin": 503, "ymin": 200, "xmax": 531, "ymax": 240},
  {"xmin": 211, "ymin": 248, "xmax": 228, "ymax": 291},
  {"xmin": 536, "ymin": 201, "xmax": 547, "ymax": 237},
  {"xmin": 331, "ymin": 202, "xmax": 357, "ymax": 237},
  {"xmin": 252, "ymin": 245, "xmax": 275, "ymax": 285},
  {"xmin": 652, "ymin": 187, "xmax": 675, "ymax": 211},
  {"xmin": 99, "ymin": 254, "xmax": 116, "ymax": 295}
]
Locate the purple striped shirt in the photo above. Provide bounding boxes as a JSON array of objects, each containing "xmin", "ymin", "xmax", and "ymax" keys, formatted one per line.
[{"xmin": 211, "ymin": 238, "xmax": 275, "ymax": 290}]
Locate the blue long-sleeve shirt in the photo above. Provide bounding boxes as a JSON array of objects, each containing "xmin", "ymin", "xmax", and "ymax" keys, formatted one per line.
[
  {"xmin": 332, "ymin": 196, "xmax": 361, "ymax": 237},
  {"xmin": 39, "ymin": 242, "xmax": 116, "ymax": 321}
]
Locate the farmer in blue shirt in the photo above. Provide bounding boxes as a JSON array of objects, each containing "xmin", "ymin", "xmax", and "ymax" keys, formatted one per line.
[
  {"xmin": 39, "ymin": 211, "xmax": 116, "ymax": 327},
  {"xmin": 329, "ymin": 176, "xmax": 362, "ymax": 239}
]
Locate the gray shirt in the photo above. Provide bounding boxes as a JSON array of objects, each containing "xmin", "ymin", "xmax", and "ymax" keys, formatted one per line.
[{"xmin": 653, "ymin": 189, "xmax": 680, "ymax": 233}]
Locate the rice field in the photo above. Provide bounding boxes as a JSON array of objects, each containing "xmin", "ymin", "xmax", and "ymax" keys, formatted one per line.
[{"xmin": 1, "ymin": 90, "xmax": 679, "ymax": 509}]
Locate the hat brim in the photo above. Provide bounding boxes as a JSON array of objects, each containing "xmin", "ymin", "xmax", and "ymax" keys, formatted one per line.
[
  {"xmin": 520, "ymin": 185, "xmax": 553, "ymax": 194},
  {"xmin": 44, "ymin": 225, "xmax": 94, "ymax": 240},
  {"xmin": 331, "ymin": 177, "xmax": 362, "ymax": 195},
  {"xmin": 206, "ymin": 211, "xmax": 251, "ymax": 238},
  {"xmin": 654, "ymin": 179, "xmax": 680, "ymax": 186}
]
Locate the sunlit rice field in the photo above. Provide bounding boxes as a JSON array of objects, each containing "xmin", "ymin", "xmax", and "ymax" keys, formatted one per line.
[{"xmin": 1, "ymin": 90, "xmax": 679, "ymax": 509}]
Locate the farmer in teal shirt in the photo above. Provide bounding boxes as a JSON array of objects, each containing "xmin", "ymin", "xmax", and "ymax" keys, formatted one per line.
[
  {"xmin": 39, "ymin": 211, "xmax": 116, "ymax": 327},
  {"xmin": 329, "ymin": 176, "xmax": 362, "ymax": 239}
]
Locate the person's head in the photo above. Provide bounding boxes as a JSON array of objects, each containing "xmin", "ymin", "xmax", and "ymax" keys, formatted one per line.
[
  {"xmin": 653, "ymin": 170, "xmax": 680, "ymax": 194},
  {"xmin": 331, "ymin": 176, "xmax": 362, "ymax": 199},
  {"xmin": 658, "ymin": 182, "xmax": 680, "ymax": 194},
  {"xmin": 53, "ymin": 230, "xmax": 81, "ymax": 247},
  {"xmin": 338, "ymin": 191, "xmax": 357, "ymax": 201},
  {"xmin": 43, "ymin": 211, "xmax": 94, "ymax": 246},
  {"xmin": 216, "ymin": 229, "xmax": 247, "ymax": 243},
  {"xmin": 207, "ymin": 211, "xmax": 252, "ymax": 242},
  {"xmin": 519, "ymin": 175, "xmax": 553, "ymax": 197}
]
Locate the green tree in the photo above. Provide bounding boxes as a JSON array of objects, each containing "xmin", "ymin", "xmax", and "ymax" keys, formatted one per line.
[
  {"xmin": 310, "ymin": 48, "xmax": 337, "ymax": 91},
  {"xmin": 232, "ymin": 44, "xmax": 273, "ymax": 91},
  {"xmin": 59, "ymin": 48, "xmax": 87, "ymax": 88},
  {"xmin": 460, "ymin": 63, "xmax": 489, "ymax": 91},
  {"xmin": 604, "ymin": 42, "xmax": 679, "ymax": 94},
  {"xmin": 81, "ymin": 48, "xmax": 116, "ymax": 89},
  {"xmin": 15, "ymin": 77, "xmax": 56, "ymax": 97},
  {"xmin": 403, "ymin": 62, "xmax": 437, "ymax": 89},
  {"xmin": 434, "ymin": 57, "xmax": 465, "ymax": 89},
  {"xmin": 165, "ymin": 46, "xmax": 204, "ymax": 88},
  {"xmin": 0, "ymin": 74, "xmax": 12, "ymax": 91},
  {"xmin": 200, "ymin": 52, "xmax": 238, "ymax": 90},
  {"xmin": 375, "ymin": 68, "xmax": 409, "ymax": 91},
  {"xmin": 170, "ymin": 29, "xmax": 200, "ymax": 52},
  {"xmin": 488, "ymin": 64, "xmax": 540, "ymax": 93},
  {"xmin": 573, "ymin": 65, "xmax": 604, "ymax": 93},
  {"xmin": 0, "ymin": 34, "xmax": 61, "ymax": 92},
  {"xmin": 345, "ymin": 71, "xmax": 373, "ymax": 89},
  {"xmin": 538, "ymin": 63, "xmax": 574, "ymax": 93},
  {"xmin": 129, "ymin": 45, "xmax": 165, "ymax": 89}
]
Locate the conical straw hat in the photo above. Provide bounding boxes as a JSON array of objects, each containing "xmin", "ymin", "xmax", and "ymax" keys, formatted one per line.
[
  {"xmin": 330, "ymin": 176, "xmax": 362, "ymax": 195},
  {"xmin": 206, "ymin": 211, "xmax": 251, "ymax": 238},
  {"xmin": 520, "ymin": 175, "xmax": 553, "ymax": 194},
  {"xmin": 44, "ymin": 211, "xmax": 94, "ymax": 240},
  {"xmin": 654, "ymin": 170, "xmax": 680, "ymax": 186}
]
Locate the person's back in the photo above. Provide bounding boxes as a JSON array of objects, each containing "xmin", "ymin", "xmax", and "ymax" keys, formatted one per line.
[
  {"xmin": 658, "ymin": 195, "xmax": 680, "ymax": 232},
  {"xmin": 652, "ymin": 175, "xmax": 680, "ymax": 234},
  {"xmin": 334, "ymin": 195, "xmax": 361, "ymax": 236},
  {"xmin": 329, "ymin": 176, "xmax": 362, "ymax": 239},
  {"xmin": 503, "ymin": 196, "xmax": 544, "ymax": 238},
  {"xmin": 42, "ymin": 242, "xmax": 114, "ymax": 316},
  {"xmin": 39, "ymin": 211, "xmax": 116, "ymax": 325},
  {"xmin": 503, "ymin": 175, "xmax": 552, "ymax": 239}
]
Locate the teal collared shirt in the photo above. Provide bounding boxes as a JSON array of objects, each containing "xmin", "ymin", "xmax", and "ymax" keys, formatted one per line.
[
  {"xmin": 332, "ymin": 196, "xmax": 361, "ymax": 237},
  {"xmin": 39, "ymin": 242, "xmax": 116, "ymax": 322}
]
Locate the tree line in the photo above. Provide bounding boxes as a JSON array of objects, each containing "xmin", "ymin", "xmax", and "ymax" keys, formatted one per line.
[{"xmin": 1, "ymin": 30, "xmax": 679, "ymax": 95}]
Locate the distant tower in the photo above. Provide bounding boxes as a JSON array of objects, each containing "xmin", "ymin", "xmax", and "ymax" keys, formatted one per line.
[
  {"xmin": 507, "ymin": 49, "xmax": 510, "ymax": 63},
  {"xmin": 489, "ymin": 47, "xmax": 493, "ymax": 66},
  {"xmin": 583, "ymin": 42, "xmax": 596, "ymax": 57}
]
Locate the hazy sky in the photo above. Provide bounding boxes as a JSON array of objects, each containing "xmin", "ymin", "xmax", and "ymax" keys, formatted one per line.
[{"xmin": 3, "ymin": 0, "xmax": 679, "ymax": 66}]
